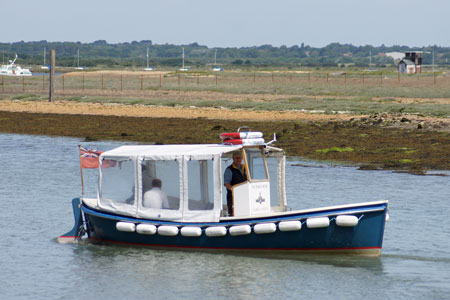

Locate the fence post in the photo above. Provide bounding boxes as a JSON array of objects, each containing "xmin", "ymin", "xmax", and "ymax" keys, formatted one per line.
[
  {"xmin": 49, "ymin": 49, "xmax": 55, "ymax": 102},
  {"xmin": 63, "ymin": 75, "xmax": 65, "ymax": 91},
  {"xmin": 216, "ymin": 74, "xmax": 218, "ymax": 86},
  {"xmin": 254, "ymin": 72, "xmax": 256, "ymax": 83},
  {"xmin": 160, "ymin": 74, "xmax": 162, "ymax": 88},
  {"xmin": 434, "ymin": 72, "xmax": 436, "ymax": 84},
  {"xmin": 1, "ymin": 76, "xmax": 4, "ymax": 91},
  {"xmin": 22, "ymin": 77, "xmax": 25, "ymax": 91},
  {"xmin": 398, "ymin": 71, "xmax": 400, "ymax": 83},
  {"xmin": 380, "ymin": 72, "xmax": 383, "ymax": 85},
  {"xmin": 197, "ymin": 75, "xmax": 199, "ymax": 85},
  {"xmin": 102, "ymin": 75, "xmax": 104, "ymax": 90},
  {"xmin": 178, "ymin": 74, "xmax": 180, "ymax": 85},
  {"xmin": 42, "ymin": 75, "xmax": 45, "ymax": 91},
  {"xmin": 140, "ymin": 75, "xmax": 143, "ymax": 90},
  {"xmin": 82, "ymin": 75, "xmax": 85, "ymax": 91},
  {"xmin": 121, "ymin": 75, "xmax": 123, "ymax": 91}
]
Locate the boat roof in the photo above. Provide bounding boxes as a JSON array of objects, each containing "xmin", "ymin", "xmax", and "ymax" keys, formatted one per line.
[
  {"xmin": 102, "ymin": 144, "xmax": 243, "ymax": 158},
  {"xmin": 102, "ymin": 144, "xmax": 283, "ymax": 158}
]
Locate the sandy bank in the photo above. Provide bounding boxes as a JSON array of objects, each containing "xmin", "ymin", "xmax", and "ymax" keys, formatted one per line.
[{"xmin": 0, "ymin": 100, "xmax": 359, "ymax": 122}]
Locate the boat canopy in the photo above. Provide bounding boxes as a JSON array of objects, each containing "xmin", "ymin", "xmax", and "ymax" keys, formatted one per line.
[{"xmin": 94, "ymin": 144, "xmax": 285, "ymax": 223}]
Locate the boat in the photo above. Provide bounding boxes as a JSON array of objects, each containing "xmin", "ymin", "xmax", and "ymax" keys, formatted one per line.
[
  {"xmin": 0, "ymin": 54, "xmax": 32, "ymax": 76},
  {"xmin": 179, "ymin": 47, "xmax": 190, "ymax": 71},
  {"xmin": 74, "ymin": 49, "xmax": 86, "ymax": 70},
  {"xmin": 59, "ymin": 129, "xmax": 388, "ymax": 256},
  {"xmin": 40, "ymin": 47, "xmax": 49, "ymax": 70},
  {"xmin": 143, "ymin": 47, "xmax": 154, "ymax": 71},
  {"xmin": 212, "ymin": 49, "xmax": 223, "ymax": 71}
]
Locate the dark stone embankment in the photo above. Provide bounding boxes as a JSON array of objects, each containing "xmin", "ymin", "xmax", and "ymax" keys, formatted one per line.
[{"xmin": 1, "ymin": 110, "xmax": 449, "ymax": 174}]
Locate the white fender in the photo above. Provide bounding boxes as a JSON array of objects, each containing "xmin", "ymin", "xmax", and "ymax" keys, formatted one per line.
[
  {"xmin": 306, "ymin": 217, "xmax": 330, "ymax": 228},
  {"xmin": 158, "ymin": 225, "xmax": 179, "ymax": 236},
  {"xmin": 229, "ymin": 225, "xmax": 251, "ymax": 236},
  {"xmin": 385, "ymin": 213, "xmax": 390, "ymax": 222},
  {"xmin": 278, "ymin": 220, "xmax": 302, "ymax": 231},
  {"xmin": 205, "ymin": 226, "xmax": 227, "ymax": 237},
  {"xmin": 336, "ymin": 215, "xmax": 359, "ymax": 227},
  {"xmin": 181, "ymin": 227, "xmax": 202, "ymax": 237},
  {"xmin": 116, "ymin": 222, "xmax": 135, "ymax": 232},
  {"xmin": 136, "ymin": 224, "xmax": 157, "ymax": 235},
  {"xmin": 254, "ymin": 223, "xmax": 277, "ymax": 234}
]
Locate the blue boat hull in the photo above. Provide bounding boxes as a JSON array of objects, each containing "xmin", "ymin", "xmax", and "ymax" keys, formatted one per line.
[{"xmin": 80, "ymin": 200, "xmax": 387, "ymax": 256}]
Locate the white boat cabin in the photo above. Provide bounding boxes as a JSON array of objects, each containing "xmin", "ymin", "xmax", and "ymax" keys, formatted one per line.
[{"xmin": 93, "ymin": 144, "xmax": 287, "ymax": 223}]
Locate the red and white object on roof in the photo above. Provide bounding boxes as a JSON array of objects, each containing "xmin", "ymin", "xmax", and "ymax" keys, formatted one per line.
[
  {"xmin": 222, "ymin": 138, "xmax": 265, "ymax": 145},
  {"xmin": 220, "ymin": 131, "xmax": 263, "ymax": 140}
]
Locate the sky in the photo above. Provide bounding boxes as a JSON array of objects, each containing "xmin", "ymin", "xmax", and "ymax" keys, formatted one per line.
[{"xmin": 2, "ymin": 0, "xmax": 450, "ymax": 48}]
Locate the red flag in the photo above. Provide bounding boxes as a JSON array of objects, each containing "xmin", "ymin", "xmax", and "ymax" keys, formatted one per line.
[{"xmin": 79, "ymin": 146, "xmax": 103, "ymax": 169}]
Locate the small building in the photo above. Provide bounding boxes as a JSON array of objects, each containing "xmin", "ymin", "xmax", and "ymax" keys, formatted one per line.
[
  {"xmin": 398, "ymin": 51, "xmax": 423, "ymax": 74},
  {"xmin": 398, "ymin": 59, "xmax": 416, "ymax": 74}
]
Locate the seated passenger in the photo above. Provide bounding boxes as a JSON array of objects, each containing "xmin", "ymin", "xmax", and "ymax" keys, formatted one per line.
[{"xmin": 143, "ymin": 178, "xmax": 169, "ymax": 209}]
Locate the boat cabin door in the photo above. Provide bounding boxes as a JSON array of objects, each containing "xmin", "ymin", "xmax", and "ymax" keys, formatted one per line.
[{"xmin": 232, "ymin": 147, "xmax": 271, "ymax": 217}]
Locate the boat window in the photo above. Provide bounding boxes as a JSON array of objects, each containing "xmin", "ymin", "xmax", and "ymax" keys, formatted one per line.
[
  {"xmin": 187, "ymin": 160, "xmax": 214, "ymax": 211},
  {"xmin": 245, "ymin": 148, "xmax": 268, "ymax": 180},
  {"xmin": 101, "ymin": 159, "xmax": 135, "ymax": 205},
  {"xmin": 266, "ymin": 156, "xmax": 280, "ymax": 206},
  {"xmin": 141, "ymin": 160, "xmax": 180, "ymax": 210}
]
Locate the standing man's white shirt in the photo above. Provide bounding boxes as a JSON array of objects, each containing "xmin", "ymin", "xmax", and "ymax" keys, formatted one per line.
[{"xmin": 143, "ymin": 187, "xmax": 169, "ymax": 209}]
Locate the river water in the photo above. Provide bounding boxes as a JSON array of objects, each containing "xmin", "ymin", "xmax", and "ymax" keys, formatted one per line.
[{"xmin": 0, "ymin": 133, "xmax": 449, "ymax": 300}]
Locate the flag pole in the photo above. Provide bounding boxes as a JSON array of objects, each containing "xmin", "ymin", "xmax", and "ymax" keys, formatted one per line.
[{"xmin": 78, "ymin": 145, "xmax": 85, "ymax": 196}]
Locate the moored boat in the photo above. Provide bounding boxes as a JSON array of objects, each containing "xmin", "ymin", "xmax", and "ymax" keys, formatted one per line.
[
  {"xmin": 0, "ymin": 54, "xmax": 32, "ymax": 76},
  {"xmin": 59, "ymin": 130, "xmax": 388, "ymax": 256}
]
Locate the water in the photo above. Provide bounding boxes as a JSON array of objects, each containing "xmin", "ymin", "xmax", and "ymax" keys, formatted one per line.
[
  {"xmin": 31, "ymin": 72, "xmax": 65, "ymax": 76},
  {"xmin": 0, "ymin": 133, "xmax": 449, "ymax": 300}
]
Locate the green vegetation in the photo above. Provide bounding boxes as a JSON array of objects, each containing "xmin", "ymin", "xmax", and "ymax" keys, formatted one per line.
[
  {"xmin": 316, "ymin": 147, "xmax": 355, "ymax": 154},
  {"xmin": 399, "ymin": 159, "xmax": 414, "ymax": 164},
  {"xmin": 1, "ymin": 40, "xmax": 450, "ymax": 68}
]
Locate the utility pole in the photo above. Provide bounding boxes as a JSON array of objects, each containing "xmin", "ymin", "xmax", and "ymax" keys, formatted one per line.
[
  {"xmin": 432, "ymin": 49, "xmax": 435, "ymax": 72},
  {"xmin": 49, "ymin": 49, "xmax": 55, "ymax": 102}
]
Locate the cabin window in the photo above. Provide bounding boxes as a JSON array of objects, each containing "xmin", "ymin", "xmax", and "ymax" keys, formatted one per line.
[
  {"xmin": 101, "ymin": 159, "xmax": 135, "ymax": 205},
  {"xmin": 244, "ymin": 148, "xmax": 268, "ymax": 180},
  {"xmin": 266, "ymin": 156, "xmax": 280, "ymax": 206},
  {"xmin": 187, "ymin": 160, "xmax": 214, "ymax": 211},
  {"xmin": 141, "ymin": 160, "xmax": 180, "ymax": 210}
]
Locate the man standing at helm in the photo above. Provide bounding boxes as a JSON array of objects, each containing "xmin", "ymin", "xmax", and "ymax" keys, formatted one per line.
[{"xmin": 224, "ymin": 152, "xmax": 247, "ymax": 216}]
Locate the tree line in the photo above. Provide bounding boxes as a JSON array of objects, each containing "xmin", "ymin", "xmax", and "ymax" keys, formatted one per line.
[{"xmin": 1, "ymin": 40, "xmax": 449, "ymax": 68}]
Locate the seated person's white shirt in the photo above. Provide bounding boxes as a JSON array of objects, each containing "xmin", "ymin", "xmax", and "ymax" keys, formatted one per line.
[{"xmin": 143, "ymin": 187, "xmax": 169, "ymax": 209}]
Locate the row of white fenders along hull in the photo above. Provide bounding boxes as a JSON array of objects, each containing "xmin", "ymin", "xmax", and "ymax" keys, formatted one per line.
[{"xmin": 116, "ymin": 215, "xmax": 362, "ymax": 237}]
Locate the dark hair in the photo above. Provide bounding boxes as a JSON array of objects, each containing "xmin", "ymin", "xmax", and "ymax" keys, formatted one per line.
[
  {"xmin": 232, "ymin": 152, "xmax": 242, "ymax": 159},
  {"xmin": 152, "ymin": 178, "xmax": 162, "ymax": 188}
]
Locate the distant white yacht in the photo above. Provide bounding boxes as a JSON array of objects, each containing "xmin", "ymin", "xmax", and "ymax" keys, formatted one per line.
[
  {"xmin": 40, "ymin": 47, "xmax": 49, "ymax": 70},
  {"xmin": 0, "ymin": 54, "xmax": 32, "ymax": 76},
  {"xmin": 212, "ymin": 49, "xmax": 223, "ymax": 71},
  {"xmin": 179, "ymin": 47, "xmax": 189, "ymax": 71},
  {"xmin": 143, "ymin": 47, "xmax": 154, "ymax": 71},
  {"xmin": 74, "ymin": 49, "xmax": 86, "ymax": 70}
]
